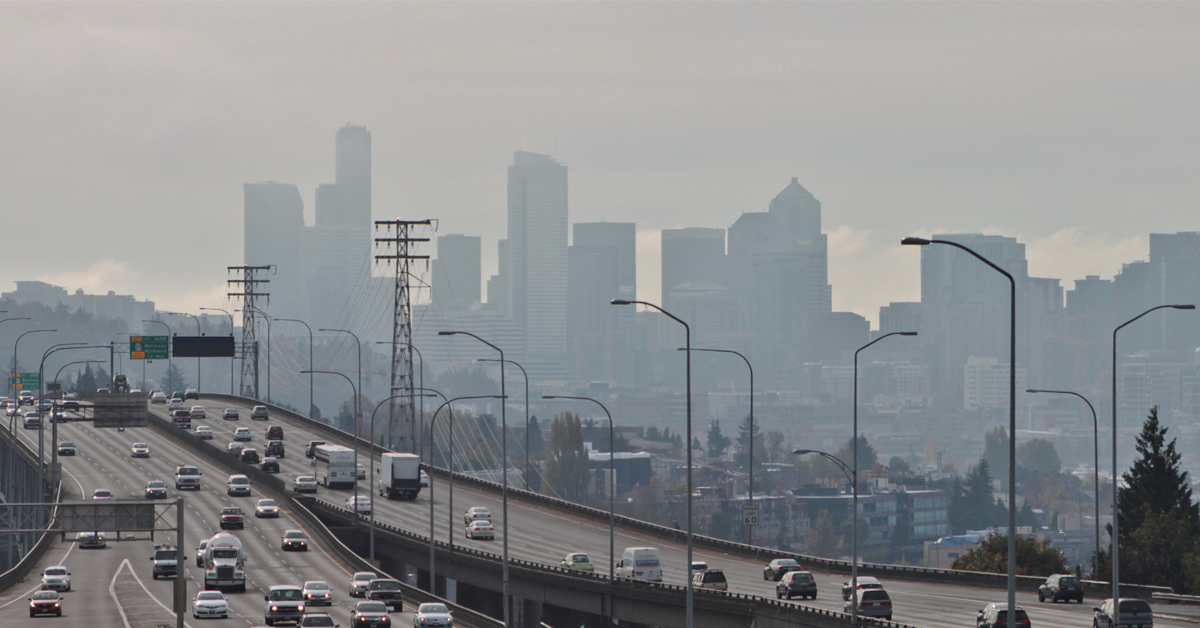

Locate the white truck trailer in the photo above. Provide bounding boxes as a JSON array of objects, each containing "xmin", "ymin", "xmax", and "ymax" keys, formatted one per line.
[
  {"xmin": 378, "ymin": 452, "xmax": 422, "ymax": 500},
  {"xmin": 314, "ymin": 444, "xmax": 356, "ymax": 489}
]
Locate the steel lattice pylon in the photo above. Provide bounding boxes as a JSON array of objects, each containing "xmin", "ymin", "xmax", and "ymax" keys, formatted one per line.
[{"xmin": 228, "ymin": 265, "xmax": 271, "ymax": 400}]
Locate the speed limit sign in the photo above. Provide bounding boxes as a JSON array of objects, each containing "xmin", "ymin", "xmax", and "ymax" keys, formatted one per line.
[{"xmin": 743, "ymin": 503, "xmax": 760, "ymax": 526}]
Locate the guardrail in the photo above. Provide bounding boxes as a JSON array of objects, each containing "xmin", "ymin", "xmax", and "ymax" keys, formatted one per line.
[
  {"xmin": 143, "ymin": 408, "xmax": 503, "ymax": 628},
  {"xmin": 197, "ymin": 394, "xmax": 1172, "ymax": 600},
  {"xmin": 1154, "ymin": 592, "xmax": 1200, "ymax": 606}
]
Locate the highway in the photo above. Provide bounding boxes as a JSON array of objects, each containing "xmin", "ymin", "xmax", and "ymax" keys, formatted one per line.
[
  {"xmin": 174, "ymin": 397, "xmax": 1200, "ymax": 628},
  {"xmin": 0, "ymin": 407, "xmax": 419, "ymax": 628}
]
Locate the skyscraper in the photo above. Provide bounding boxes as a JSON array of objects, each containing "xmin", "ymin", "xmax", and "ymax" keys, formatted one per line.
[
  {"xmin": 432, "ymin": 234, "xmax": 482, "ymax": 312},
  {"xmin": 569, "ymin": 222, "xmax": 637, "ymax": 384},
  {"xmin": 244, "ymin": 182, "xmax": 306, "ymax": 316},
  {"xmin": 507, "ymin": 152, "xmax": 568, "ymax": 371},
  {"xmin": 661, "ymin": 228, "xmax": 726, "ymax": 312}
]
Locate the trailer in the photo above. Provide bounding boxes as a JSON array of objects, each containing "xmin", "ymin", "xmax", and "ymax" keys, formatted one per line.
[{"xmin": 378, "ymin": 453, "xmax": 421, "ymax": 500}]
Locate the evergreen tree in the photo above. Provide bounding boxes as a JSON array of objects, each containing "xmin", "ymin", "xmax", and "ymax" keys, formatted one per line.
[
  {"xmin": 705, "ymin": 419, "xmax": 731, "ymax": 458},
  {"xmin": 162, "ymin": 363, "xmax": 189, "ymax": 393},
  {"xmin": 805, "ymin": 509, "xmax": 841, "ymax": 559},
  {"xmin": 543, "ymin": 412, "xmax": 590, "ymax": 503},
  {"xmin": 527, "ymin": 415, "xmax": 545, "ymax": 455},
  {"xmin": 1016, "ymin": 439, "xmax": 1062, "ymax": 475},
  {"xmin": 888, "ymin": 456, "xmax": 913, "ymax": 476},
  {"xmin": 835, "ymin": 435, "xmax": 878, "ymax": 473},
  {"xmin": 984, "ymin": 427, "xmax": 1010, "ymax": 485},
  {"xmin": 949, "ymin": 458, "xmax": 1005, "ymax": 533},
  {"xmin": 735, "ymin": 413, "xmax": 764, "ymax": 467}
]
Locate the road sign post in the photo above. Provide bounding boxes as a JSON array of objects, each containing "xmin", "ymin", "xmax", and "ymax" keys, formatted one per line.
[
  {"xmin": 129, "ymin": 336, "xmax": 169, "ymax": 360},
  {"xmin": 10, "ymin": 372, "xmax": 39, "ymax": 390},
  {"xmin": 742, "ymin": 503, "xmax": 760, "ymax": 527}
]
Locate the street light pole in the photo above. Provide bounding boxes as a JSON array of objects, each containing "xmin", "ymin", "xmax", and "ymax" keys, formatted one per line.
[
  {"xmin": 1111, "ymin": 304, "xmax": 1194, "ymax": 602},
  {"xmin": 1026, "ymin": 388, "xmax": 1100, "ymax": 576},
  {"xmin": 438, "ymin": 330, "xmax": 510, "ymax": 628},
  {"xmin": 277, "ymin": 319, "xmax": 314, "ymax": 417},
  {"xmin": 612, "ymin": 299, "xmax": 692, "ymax": 628},
  {"xmin": 303, "ymin": 369, "xmax": 359, "ymax": 504},
  {"xmin": 479, "ymin": 358, "xmax": 529, "ymax": 490},
  {"xmin": 2, "ymin": 318, "xmax": 32, "ymax": 397},
  {"xmin": 200, "ymin": 307, "xmax": 235, "ymax": 395},
  {"xmin": 904, "ymin": 236, "xmax": 1017, "ymax": 621},
  {"xmin": 142, "ymin": 319, "xmax": 172, "ymax": 391},
  {"xmin": 13, "ymin": 328, "xmax": 54, "ymax": 397}
]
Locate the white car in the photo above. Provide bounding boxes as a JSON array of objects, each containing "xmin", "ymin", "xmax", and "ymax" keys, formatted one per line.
[
  {"xmin": 357, "ymin": 463, "xmax": 366, "ymax": 480},
  {"xmin": 413, "ymin": 602, "xmax": 453, "ymax": 627},
  {"xmin": 150, "ymin": 391, "xmax": 167, "ymax": 404},
  {"xmin": 465, "ymin": 520, "xmax": 495, "ymax": 540},
  {"xmin": 190, "ymin": 405, "xmax": 207, "ymax": 419},
  {"xmin": 40, "ymin": 566, "xmax": 71, "ymax": 591},
  {"xmin": 168, "ymin": 398, "xmax": 184, "ymax": 410},
  {"xmin": 293, "ymin": 475, "xmax": 318, "ymax": 493},
  {"xmin": 131, "ymin": 442, "xmax": 151, "ymax": 458},
  {"xmin": 233, "ymin": 427, "xmax": 252, "ymax": 442},
  {"xmin": 92, "ymin": 488, "xmax": 113, "ymax": 500},
  {"xmin": 77, "ymin": 531, "xmax": 107, "ymax": 548},
  {"xmin": 226, "ymin": 474, "xmax": 252, "ymax": 496},
  {"xmin": 255, "ymin": 498, "xmax": 281, "ymax": 518},
  {"xmin": 191, "ymin": 590, "xmax": 229, "ymax": 619},
  {"xmin": 463, "ymin": 507, "xmax": 491, "ymax": 525},
  {"xmin": 303, "ymin": 580, "xmax": 333, "ymax": 606},
  {"xmin": 420, "ymin": 470, "xmax": 429, "ymax": 487},
  {"xmin": 195, "ymin": 425, "xmax": 213, "ymax": 439},
  {"xmin": 346, "ymin": 496, "xmax": 372, "ymax": 514}
]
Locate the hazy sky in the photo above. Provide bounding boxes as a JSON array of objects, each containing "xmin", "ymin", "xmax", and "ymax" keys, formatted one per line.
[{"xmin": 4, "ymin": 2, "xmax": 1199, "ymax": 326}]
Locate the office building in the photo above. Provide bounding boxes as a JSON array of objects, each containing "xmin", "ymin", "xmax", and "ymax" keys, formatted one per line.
[
  {"xmin": 433, "ymin": 234, "xmax": 482, "ymax": 312},
  {"xmin": 661, "ymin": 228, "xmax": 726, "ymax": 312}
]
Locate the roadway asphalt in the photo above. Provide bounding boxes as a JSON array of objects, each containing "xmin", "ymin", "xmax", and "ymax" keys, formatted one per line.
[
  {"xmin": 0, "ymin": 406, "xmax": 418, "ymax": 628},
  {"xmin": 172, "ymin": 397, "xmax": 1200, "ymax": 628}
]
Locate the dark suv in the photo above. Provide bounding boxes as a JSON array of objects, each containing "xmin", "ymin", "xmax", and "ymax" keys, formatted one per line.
[
  {"xmin": 267, "ymin": 425, "xmax": 284, "ymax": 440},
  {"xmin": 763, "ymin": 558, "xmax": 802, "ymax": 581},
  {"xmin": 306, "ymin": 441, "xmax": 326, "ymax": 458},
  {"xmin": 1038, "ymin": 573, "xmax": 1084, "ymax": 603},
  {"xmin": 776, "ymin": 570, "xmax": 817, "ymax": 600},
  {"xmin": 365, "ymin": 578, "xmax": 403, "ymax": 611},
  {"xmin": 1094, "ymin": 598, "xmax": 1153, "ymax": 628},
  {"xmin": 977, "ymin": 603, "xmax": 1031, "ymax": 628},
  {"xmin": 266, "ymin": 440, "xmax": 286, "ymax": 458}
]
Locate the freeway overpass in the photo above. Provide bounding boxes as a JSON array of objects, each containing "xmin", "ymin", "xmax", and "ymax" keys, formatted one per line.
[{"xmin": 144, "ymin": 394, "xmax": 1200, "ymax": 628}]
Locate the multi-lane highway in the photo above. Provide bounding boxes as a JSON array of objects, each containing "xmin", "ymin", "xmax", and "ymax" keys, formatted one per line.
[
  {"xmin": 0, "ymin": 406, "xmax": 419, "ymax": 628},
  {"xmin": 175, "ymin": 397, "xmax": 1200, "ymax": 628}
]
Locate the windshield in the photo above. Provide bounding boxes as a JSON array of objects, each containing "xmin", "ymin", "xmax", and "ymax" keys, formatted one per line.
[
  {"xmin": 155, "ymin": 550, "xmax": 177, "ymax": 559},
  {"xmin": 571, "ymin": 554, "xmax": 589, "ymax": 562},
  {"xmin": 297, "ymin": 476, "xmax": 315, "ymax": 482},
  {"xmin": 94, "ymin": 490, "xmax": 111, "ymax": 497},
  {"xmin": 45, "ymin": 568, "xmax": 66, "ymax": 575},
  {"xmin": 231, "ymin": 477, "xmax": 249, "ymax": 485},
  {"xmin": 778, "ymin": 559, "xmax": 799, "ymax": 567},
  {"xmin": 133, "ymin": 443, "xmax": 147, "ymax": 448},
  {"xmin": 285, "ymin": 532, "xmax": 306, "ymax": 539},
  {"xmin": 258, "ymin": 500, "xmax": 277, "ymax": 507},
  {"xmin": 197, "ymin": 592, "xmax": 223, "ymax": 600},
  {"xmin": 792, "ymin": 573, "xmax": 814, "ymax": 582},
  {"xmin": 222, "ymin": 508, "xmax": 242, "ymax": 515},
  {"xmin": 148, "ymin": 481, "xmax": 165, "ymax": 488},
  {"xmin": 861, "ymin": 591, "xmax": 890, "ymax": 602},
  {"xmin": 995, "ymin": 610, "xmax": 1031, "ymax": 621},
  {"xmin": 305, "ymin": 582, "xmax": 329, "ymax": 590},
  {"xmin": 370, "ymin": 580, "xmax": 401, "ymax": 590},
  {"xmin": 304, "ymin": 617, "xmax": 335, "ymax": 627},
  {"xmin": 270, "ymin": 589, "xmax": 303, "ymax": 601},
  {"xmin": 703, "ymin": 571, "xmax": 726, "ymax": 583},
  {"xmin": 32, "ymin": 592, "xmax": 58, "ymax": 600},
  {"xmin": 211, "ymin": 549, "xmax": 239, "ymax": 558},
  {"xmin": 354, "ymin": 572, "xmax": 377, "ymax": 582},
  {"xmin": 1120, "ymin": 600, "xmax": 1152, "ymax": 613},
  {"xmin": 358, "ymin": 602, "xmax": 388, "ymax": 613},
  {"xmin": 419, "ymin": 604, "xmax": 448, "ymax": 614},
  {"xmin": 1060, "ymin": 576, "xmax": 1080, "ymax": 585},
  {"xmin": 178, "ymin": 468, "xmax": 198, "ymax": 475},
  {"xmin": 60, "ymin": 442, "xmax": 73, "ymax": 447}
]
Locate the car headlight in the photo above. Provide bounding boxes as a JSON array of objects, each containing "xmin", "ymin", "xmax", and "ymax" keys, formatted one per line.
[
  {"xmin": 298, "ymin": 605, "xmax": 304, "ymax": 612},
  {"xmin": 271, "ymin": 606, "xmax": 279, "ymax": 611}
]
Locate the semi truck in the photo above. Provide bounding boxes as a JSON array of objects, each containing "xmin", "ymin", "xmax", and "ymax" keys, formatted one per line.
[
  {"xmin": 201, "ymin": 532, "xmax": 247, "ymax": 592},
  {"xmin": 313, "ymin": 444, "xmax": 356, "ymax": 489},
  {"xmin": 377, "ymin": 452, "xmax": 422, "ymax": 500}
]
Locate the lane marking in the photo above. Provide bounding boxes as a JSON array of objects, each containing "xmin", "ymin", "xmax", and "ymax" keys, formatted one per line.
[{"xmin": 107, "ymin": 559, "xmax": 135, "ymax": 628}]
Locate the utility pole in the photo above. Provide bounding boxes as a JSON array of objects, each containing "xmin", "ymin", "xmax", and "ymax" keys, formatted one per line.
[
  {"xmin": 374, "ymin": 219, "xmax": 433, "ymax": 452},
  {"xmin": 227, "ymin": 265, "xmax": 271, "ymax": 399}
]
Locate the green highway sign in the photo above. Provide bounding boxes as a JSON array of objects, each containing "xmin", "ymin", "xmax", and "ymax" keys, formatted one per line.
[
  {"xmin": 130, "ymin": 335, "xmax": 169, "ymax": 360},
  {"xmin": 10, "ymin": 372, "xmax": 39, "ymax": 390},
  {"xmin": 46, "ymin": 382, "xmax": 62, "ymax": 392}
]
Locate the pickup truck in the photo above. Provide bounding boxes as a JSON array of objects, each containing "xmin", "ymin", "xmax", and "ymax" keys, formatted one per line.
[{"xmin": 219, "ymin": 507, "xmax": 245, "ymax": 530}]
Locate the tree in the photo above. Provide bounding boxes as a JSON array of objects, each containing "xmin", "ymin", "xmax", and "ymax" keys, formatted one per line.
[
  {"xmin": 527, "ymin": 415, "xmax": 545, "ymax": 456},
  {"xmin": 735, "ymin": 413, "xmax": 764, "ymax": 467},
  {"xmin": 543, "ymin": 412, "xmax": 590, "ymax": 503},
  {"xmin": 888, "ymin": 456, "xmax": 912, "ymax": 476},
  {"xmin": 951, "ymin": 531, "xmax": 1066, "ymax": 576},
  {"xmin": 1017, "ymin": 439, "xmax": 1062, "ymax": 475},
  {"xmin": 765, "ymin": 430, "xmax": 787, "ymax": 464},
  {"xmin": 835, "ymin": 435, "xmax": 878, "ymax": 473},
  {"xmin": 162, "ymin": 362, "xmax": 190, "ymax": 393},
  {"xmin": 430, "ymin": 366, "xmax": 499, "ymax": 398},
  {"xmin": 805, "ymin": 509, "xmax": 841, "ymax": 559},
  {"xmin": 983, "ymin": 427, "xmax": 1009, "ymax": 485},
  {"xmin": 950, "ymin": 458, "xmax": 1005, "ymax": 533},
  {"xmin": 706, "ymin": 419, "xmax": 731, "ymax": 459}
]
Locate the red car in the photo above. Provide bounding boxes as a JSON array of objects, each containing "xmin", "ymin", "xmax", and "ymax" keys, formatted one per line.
[
  {"xmin": 29, "ymin": 591, "xmax": 63, "ymax": 617},
  {"xmin": 219, "ymin": 507, "xmax": 245, "ymax": 530}
]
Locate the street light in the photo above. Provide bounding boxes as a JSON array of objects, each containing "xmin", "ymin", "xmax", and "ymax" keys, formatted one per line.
[
  {"xmin": 1, "ymin": 318, "xmax": 32, "ymax": 396},
  {"xmin": 165, "ymin": 311, "xmax": 201, "ymax": 393},
  {"xmin": 278, "ymin": 319, "xmax": 314, "ymax": 417},
  {"xmin": 199, "ymin": 307, "xmax": 236, "ymax": 394},
  {"xmin": 612, "ymin": 298, "xmax": 694, "ymax": 628},
  {"xmin": 904, "ymin": 235, "xmax": 1018, "ymax": 620},
  {"xmin": 142, "ymin": 319, "xmax": 172, "ymax": 391},
  {"xmin": 41, "ymin": 344, "xmax": 107, "ymax": 495},
  {"xmin": 303, "ymin": 369, "xmax": 360, "ymax": 504},
  {"xmin": 543, "ymin": 395, "xmax": 617, "ymax": 586},
  {"xmin": 1026, "ymin": 388, "xmax": 1100, "ymax": 576},
  {"xmin": 12, "ymin": 328, "xmax": 55, "ymax": 397},
  {"xmin": 1111, "ymin": 303, "xmax": 1194, "ymax": 602},
  {"xmin": 437, "ymin": 330, "xmax": 511, "ymax": 628},
  {"xmin": 678, "ymin": 346, "xmax": 755, "ymax": 544},
  {"xmin": 479, "ymin": 358, "xmax": 530, "ymax": 490}
]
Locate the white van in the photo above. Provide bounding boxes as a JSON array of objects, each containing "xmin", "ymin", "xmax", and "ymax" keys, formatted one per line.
[{"xmin": 615, "ymin": 547, "xmax": 662, "ymax": 582}]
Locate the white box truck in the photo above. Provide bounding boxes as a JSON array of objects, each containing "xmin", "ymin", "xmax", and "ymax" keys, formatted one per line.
[
  {"xmin": 615, "ymin": 547, "xmax": 662, "ymax": 582},
  {"xmin": 314, "ymin": 444, "xmax": 356, "ymax": 489},
  {"xmin": 378, "ymin": 453, "xmax": 422, "ymax": 500}
]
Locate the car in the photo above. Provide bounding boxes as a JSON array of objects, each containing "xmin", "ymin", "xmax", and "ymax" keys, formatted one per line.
[
  {"xmin": 171, "ymin": 391, "xmax": 185, "ymax": 401},
  {"xmin": 131, "ymin": 442, "xmax": 151, "ymax": 458},
  {"xmin": 303, "ymin": 580, "xmax": 333, "ymax": 606},
  {"xmin": 692, "ymin": 568, "xmax": 728, "ymax": 591},
  {"xmin": 18, "ymin": 391, "xmax": 34, "ymax": 405},
  {"xmin": 1093, "ymin": 598, "xmax": 1153, "ymax": 628},
  {"xmin": 195, "ymin": 540, "xmax": 208, "ymax": 567},
  {"xmin": 978, "ymin": 603, "xmax": 1033, "ymax": 628},
  {"xmin": 57, "ymin": 441, "xmax": 75, "ymax": 456},
  {"xmin": 465, "ymin": 520, "xmax": 494, "ymax": 539},
  {"xmin": 1038, "ymin": 573, "xmax": 1084, "ymax": 603},
  {"xmin": 776, "ymin": 570, "xmax": 818, "ymax": 600},
  {"xmin": 220, "ymin": 507, "xmax": 245, "ymax": 529},
  {"xmin": 241, "ymin": 448, "xmax": 261, "ymax": 465},
  {"xmin": 77, "ymin": 531, "xmax": 106, "ymax": 549},
  {"xmin": 281, "ymin": 529, "xmax": 309, "ymax": 551},
  {"xmin": 227, "ymin": 441, "xmax": 245, "ymax": 457},
  {"xmin": 192, "ymin": 590, "xmax": 230, "ymax": 619},
  {"xmin": 28, "ymin": 590, "xmax": 63, "ymax": 617},
  {"xmin": 366, "ymin": 578, "xmax": 403, "ymax": 611},
  {"xmin": 171, "ymin": 408, "xmax": 192, "ymax": 427},
  {"xmin": 150, "ymin": 391, "xmax": 168, "ymax": 404},
  {"xmin": 168, "ymin": 398, "xmax": 185, "ymax": 410},
  {"xmin": 151, "ymin": 545, "xmax": 179, "ymax": 579},
  {"xmin": 92, "ymin": 488, "xmax": 113, "ymax": 500},
  {"xmin": 352, "ymin": 601, "xmax": 391, "ymax": 627},
  {"xmin": 50, "ymin": 406, "xmax": 66, "ymax": 422},
  {"xmin": 189, "ymin": 405, "xmax": 207, "ymax": 419},
  {"xmin": 5, "ymin": 404, "xmax": 18, "ymax": 417},
  {"xmin": 261, "ymin": 456, "xmax": 280, "ymax": 473},
  {"xmin": 420, "ymin": 470, "xmax": 429, "ymax": 487},
  {"xmin": 227, "ymin": 474, "xmax": 252, "ymax": 496},
  {"xmin": 175, "ymin": 465, "xmax": 202, "ymax": 490},
  {"xmin": 463, "ymin": 507, "xmax": 491, "ymax": 525},
  {"xmin": 266, "ymin": 440, "xmax": 286, "ymax": 458},
  {"xmin": 357, "ymin": 463, "xmax": 366, "ymax": 480},
  {"xmin": 845, "ymin": 588, "xmax": 893, "ymax": 622},
  {"xmin": 40, "ymin": 566, "xmax": 71, "ymax": 591},
  {"xmin": 349, "ymin": 571, "xmax": 379, "ymax": 597},
  {"xmin": 299, "ymin": 613, "xmax": 337, "ymax": 628},
  {"xmin": 841, "ymin": 575, "xmax": 883, "ymax": 600},
  {"xmin": 267, "ymin": 425, "xmax": 284, "ymax": 440},
  {"xmin": 145, "ymin": 480, "xmax": 169, "ymax": 499},
  {"xmin": 61, "ymin": 393, "xmax": 80, "ymax": 411},
  {"xmin": 306, "ymin": 440, "xmax": 326, "ymax": 458},
  {"xmin": 293, "ymin": 475, "xmax": 318, "ymax": 493},
  {"xmin": 255, "ymin": 498, "xmax": 282, "ymax": 518},
  {"xmin": 23, "ymin": 413, "xmax": 42, "ymax": 429},
  {"xmin": 222, "ymin": 408, "xmax": 239, "ymax": 420},
  {"xmin": 347, "ymin": 496, "xmax": 372, "ymax": 514},
  {"xmin": 251, "ymin": 405, "xmax": 269, "ymax": 420},
  {"xmin": 39, "ymin": 398, "xmax": 53, "ymax": 411},
  {"xmin": 195, "ymin": 425, "xmax": 213, "ymax": 439},
  {"xmin": 560, "ymin": 552, "xmax": 594, "ymax": 572},
  {"xmin": 413, "ymin": 602, "xmax": 453, "ymax": 628},
  {"xmin": 264, "ymin": 585, "xmax": 306, "ymax": 625},
  {"xmin": 234, "ymin": 427, "xmax": 252, "ymax": 441},
  {"xmin": 185, "ymin": 389, "xmax": 199, "ymax": 400}
]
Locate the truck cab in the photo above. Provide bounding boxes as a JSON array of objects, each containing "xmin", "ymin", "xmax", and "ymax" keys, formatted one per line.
[{"xmin": 202, "ymin": 532, "xmax": 247, "ymax": 593}]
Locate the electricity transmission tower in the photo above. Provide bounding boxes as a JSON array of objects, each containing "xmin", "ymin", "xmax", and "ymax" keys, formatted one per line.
[{"xmin": 227, "ymin": 265, "xmax": 272, "ymax": 399}]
